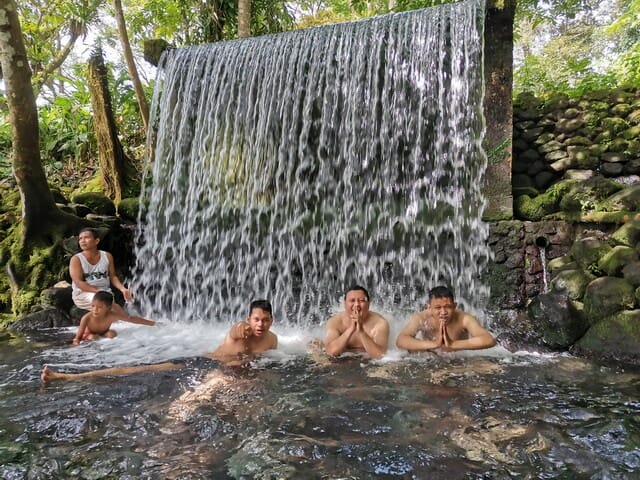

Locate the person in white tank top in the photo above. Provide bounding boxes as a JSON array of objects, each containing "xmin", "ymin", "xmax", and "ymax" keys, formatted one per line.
[{"xmin": 69, "ymin": 228, "xmax": 155, "ymax": 332}]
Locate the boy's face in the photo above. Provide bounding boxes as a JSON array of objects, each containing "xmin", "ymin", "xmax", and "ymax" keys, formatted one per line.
[
  {"xmin": 427, "ymin": 297, "xmax": 456, "ymax": 324},
  {"xmin": 90, "ymin": 300, "xmax": 110, "ymax": 318},
  {"xmin": 247, "ymin": 308, "xmax": 272, "ymax": 336}
]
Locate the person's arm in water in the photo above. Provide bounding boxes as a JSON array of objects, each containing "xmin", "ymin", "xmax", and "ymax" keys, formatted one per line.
[
  {"xmin": 119, "ymin": 313, "xmax": 156, "ymax": 326},
  {"xmin": 442, "ymin": 313, "xmax": 496, "ymax": 351},
  {"xmin": 396, "ymin": 313, "xmax": 443, "ymax": 351},
  {"xmin": 72, "ymin": 312, "xmax": 91, "ymax": 345},
  {"xmin": 41, "ymin": 363, "xmax": 182, "ymax": 383},
  {"xmin": 324, "ymin": 315, "xmax": 355, "ymax": 356},
  {"xmin": 106, "ymin": 251, "xmax": 133, "ymax": 302}
]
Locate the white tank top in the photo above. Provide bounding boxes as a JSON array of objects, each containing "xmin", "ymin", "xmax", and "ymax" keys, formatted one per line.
[{"xmin": 71, "ymin": 251, "xmax": 111, "ymax": 294}]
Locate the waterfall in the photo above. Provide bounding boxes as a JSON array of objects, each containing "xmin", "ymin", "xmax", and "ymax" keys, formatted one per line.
[{"xmin": 132, "ymin": 0, "xmax": 491, "ymax": 325}]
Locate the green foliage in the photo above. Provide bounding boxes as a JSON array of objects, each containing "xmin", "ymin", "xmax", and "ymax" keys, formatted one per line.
[{"xmin": 514, "ymin": 0, "xmax": 638, "ymax": 97}]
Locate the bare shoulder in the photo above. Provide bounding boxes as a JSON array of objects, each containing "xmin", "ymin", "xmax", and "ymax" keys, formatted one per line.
[
  {"xmin": 327, "ymin": 312, "xmax": 346, "ymax": 329},
  {"xmin": 267, "ymin": 331, "xmax": 278, "ymax": 347},
  {"xmin": 460, "ymin": 310, "xmax": 480, "ymax": 325},
  {"xmin": 369, "ymin": 311, "xmax": 390, "ymax": 328}
]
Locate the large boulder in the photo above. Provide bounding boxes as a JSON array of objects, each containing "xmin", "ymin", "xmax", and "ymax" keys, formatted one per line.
[
  {"xmin": 610, "ymin": 216, "xmax": 640, "ymax": 246},
  {"xmin": 8, "ymin": 308, "xmax": 73, "ymax": 332},
  {"xmin": 574, "ymin": 310, "xmax": 640, "ymax": 362},
  {"xmin": 70, "ymin": 192, "xmax": 116, "ymax": 216},
  {"xmin": 528, "ymin": 293, "xmax": 589, "ymax": 349},
  {"xmin": 569, "ymin": 236, "xmax": 612, "ymax": 271},
  {"xmin": 622, "ymin": 261, "xmax": 640, "ymax": 287},
  {"xmin": 551, "ymin": 268, "xmax": 594, "ymax": 300},
  {"xmin": 583, "ymin": 277, "xmax": 636, "ymax": 324},
  {"xmin": 597, "ymin": 246, "xmax": 638, "ymax": 276}
]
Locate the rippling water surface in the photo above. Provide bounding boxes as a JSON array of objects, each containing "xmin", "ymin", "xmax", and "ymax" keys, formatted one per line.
[{"xmin": 1, "ymin": 324, "xmax": 639, "ymax": 479}]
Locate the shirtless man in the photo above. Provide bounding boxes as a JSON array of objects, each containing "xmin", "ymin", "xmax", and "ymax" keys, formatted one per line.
[
  {"xmin": 70, "ymin": 227, "xmax": 150, "ymax": 324},
  {"xmin": 73, "ymin": 291, "xmax": 156, "ymax": 345},
  {"xmin": 209, "ymin": 299, "xmax": 277, "ymax": 364},
  {"xmin": 396, "ymin": 286, "xmax": 496, "ymax": 352},
  {"xmin": 42, "ymin": 299, "xmax": 277, "ymax": 381},
  {"xmin": 324, "ymin": 285, "xmax": 389, "ymax": 359}
]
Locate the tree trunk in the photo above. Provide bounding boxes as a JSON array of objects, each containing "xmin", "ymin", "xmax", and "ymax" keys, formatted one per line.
[
  {"xmin": 113, "ymin": 0, "xmax": 149, "ymax": 131},
  {"xmin": 88, "ymin": 48, "xmax": 137, "ymax": 204},
  {"xmin": 483, "ymin": 0, "xmax": 516, "ymax": 220},
  {"xmin": 238, "ymin": 0, "xmax": 251, "ymax": 38},
  {"xmin": 0, "ymin": 0, "xmax": 81, "ymax": 246}
]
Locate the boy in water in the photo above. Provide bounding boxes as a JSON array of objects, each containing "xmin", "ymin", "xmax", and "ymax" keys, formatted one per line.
[
  {"xmin": 73, "ymin": 291, "xmax": 156, "ymax": 345},
  {"xmin": 396, "ymin": 286, "xmax": 496, "ymax": 352},
  {"xmin": 43, "ymin": 299, "xmax": 277, "ymax": 381}
]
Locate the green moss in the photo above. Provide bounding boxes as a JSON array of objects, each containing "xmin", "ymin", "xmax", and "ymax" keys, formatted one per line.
[
  {"xmin": 70, "ymin": 192, "xmax": 116, "ymax": 216},
  {"xmin": 514, "ymin": 194, "xmax": 557, "ymax": 220},
  {"xmin": 601, "ymin": 117, "xmax": 630, "ymax": 134},
  {"xmin": 117, "ymin": 197, "xmax": 140, "ymax": 222}
]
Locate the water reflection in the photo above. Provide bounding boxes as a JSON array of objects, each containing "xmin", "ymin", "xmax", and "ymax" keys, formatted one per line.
[{"xmin": 1, "ymin": 329, "xmax": 639, "ymax": 479}]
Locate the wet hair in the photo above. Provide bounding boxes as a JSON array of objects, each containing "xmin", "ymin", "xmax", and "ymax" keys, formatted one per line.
[
  {"xmin": 428, "ymin": 286, "xmax": 455, "ymax": 303},
  {"xmin": 93, "ymin": 290, "xmax": 114, "ymax": 306},
  {"xmin": 345, "ymin": 285, "xmax": 369, "ymax": 301},
  {"xmin": 249, "ymin": 299, "xmax": 272, "ymax": 317},
  {"xmin": 79, "ymin": 227, "xmax": 100, "ymax": 239}
]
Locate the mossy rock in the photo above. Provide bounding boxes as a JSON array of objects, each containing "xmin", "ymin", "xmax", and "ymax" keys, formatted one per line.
[
  {"xmin": 597, "ymin": 246, "xmax": 638, "ymax": 276},
  {"xmin": 601, "ymin": 117, "xmax": 630, "ymax": 134},
  {"xmin": 515, "ymin": 91, "xmax": 543, "ymax": 110},
  {"xmin": 565, "ymin": 136, "xmax": 592, "ymax": 147},
  {"xmin": 622, "ymin": 125, "xmax": 640, "ymax": 141},
  {"xmin": 609, "ymin": 185, "xmax": 640, "ymax": 214},
  {"xmin": 622, "ymin": 261, "xmax": 640, "ymax": 287},
  {"xmin": 575, "ymin": 310, "xmax": 640, "ymax": 362},
  {"xmin": 514, "ymin": 194, "xmax": 558, "ymax": 221},
  {"xmin": 558, "ymin": 176, "xmax": 624, "ymax": 217},
  {"xmin": 118, "ymin": 197, "xmax": 140, "ymax": 222},
  {"xmin": 541, "ymin": 92, "xmax": 569, "ymax": 112},
  {"xmin": 610, "ymin": 103, "xmax": 633, "ymax": 117},
  {"xmin": 569, "ymin": 236, "xmax": 612, "ymax": 272},
  {"xmin": 547, "ymin": 255, "xmax": 577, "ymax": 273},
  {"xmin": 551, "ymin": 268, "xmax": 595, "ymax": 300},
  {"xmin": 610, "ymin": 217, "xmax": 640, "ymax": 246},
  {"xmin": 608, "ymin": 138, "xmax": 630, "ymax": 153},
  {"xmin": 627, "ymin": 109, "xmax": 640, "ymax": 125},
  {"xmin": 580, "ymin": 210, "xmax": 637, "ymax": 224},
  {"xmin": 583, "ymin": 276, "xmax": 636, "ymax": 325},
  {"xmin": 70, "ymin": 192, "xmax": 116, "ymax": 216}
]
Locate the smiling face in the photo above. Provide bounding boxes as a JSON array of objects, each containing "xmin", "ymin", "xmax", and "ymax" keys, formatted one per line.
[
  {"xmin": 247, "ymin": 307, "xmax": 273, "ymax": 336},
  {"xmin": 427, "ymin": 297, "xmax": 456, "ymax": 324},
  {"xmin": 344, "ymin": 289, "xmax": 370, "ymax": 317}
]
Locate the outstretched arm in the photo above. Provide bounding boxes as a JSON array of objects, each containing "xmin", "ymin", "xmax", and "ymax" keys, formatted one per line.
[{"xmin": 41, "ymin": 363, "xmax": 182, "ymax": 383}]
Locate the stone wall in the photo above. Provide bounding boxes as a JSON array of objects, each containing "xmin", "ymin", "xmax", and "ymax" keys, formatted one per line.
[{"xmin": 512, "ymin": 87, "xmax": 640, "ymax": 199}]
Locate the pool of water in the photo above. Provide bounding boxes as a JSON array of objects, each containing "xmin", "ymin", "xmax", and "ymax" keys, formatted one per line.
[{"xmin": 1, "ymin": 324, "xmax": 639, "ymax": 479}]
